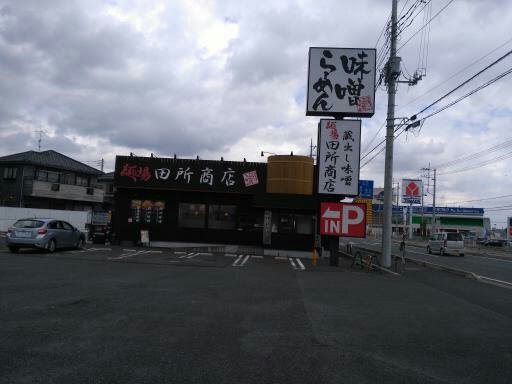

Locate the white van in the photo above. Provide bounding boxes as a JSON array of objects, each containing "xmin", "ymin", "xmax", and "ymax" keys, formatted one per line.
[{"xmin": 427, "ymin": 232, "xmax": 465, "ymax": 257}]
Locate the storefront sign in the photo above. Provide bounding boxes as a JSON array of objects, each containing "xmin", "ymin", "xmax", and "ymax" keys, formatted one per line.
[
  {"xmin": 320, "ymin": 202, "xmax": 366, "ymax": 238},
  {"xmin": 318, "ymin": 119, "xmax": 361, "ymax": 196},
  {"xmin": 263, "ymin": 210, "xmax": 272, "ymax": 245},
  {"xmin": 354, "ymin": 197, "xmax": 373, "ymax": 225},
  {"xmin": 307, "ymin": 47, "xmax": 376, "ymax": 117},
  {"xmin": 402, "ymin": 179, "xmax": 422, "ymax": 204},
  {"xmin": 115, "ymin": 156, "xmax": 266, "ymax": 194}
]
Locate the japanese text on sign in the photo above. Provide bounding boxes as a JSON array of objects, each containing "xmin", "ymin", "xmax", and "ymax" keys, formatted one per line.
[
  {"xmin": 318, "ymin": 119, "xmax": 361, "ymax": 196},
  {"xmin": 307, "ymin": 47, "xmax": 376, "ymax": 117}
]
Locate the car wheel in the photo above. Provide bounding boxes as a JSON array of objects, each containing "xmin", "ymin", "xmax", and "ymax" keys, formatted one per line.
[
  {"xmin": 47, "ymin": 239, "xmax": 56, "ymax": 253},
  {"xmin": 427, "ymin": 246, "xmax": 431, "ymax": 254},
  {"xmin": 440, "ymin": 248, "xmax": 445, "ymax": 256},
  {"xmin": 8, "ymin": 246, "xmax": 19, "ymax": 253},
  {"xmin": 76, "ymin": 238, "xmax": 85, "ymax": 250}
]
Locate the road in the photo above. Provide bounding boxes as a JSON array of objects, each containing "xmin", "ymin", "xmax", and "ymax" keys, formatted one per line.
[
  {"xmin": 1, "ymin": 243, "xmax": 512, "ymax": 383},
  {"xmin": 350, "ymin": 237, "xmax": 512, "ymax": 285}
]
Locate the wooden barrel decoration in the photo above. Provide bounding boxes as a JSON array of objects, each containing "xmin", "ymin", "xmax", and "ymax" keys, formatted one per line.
[{"xmin": 266, "ymin": 155, "xmax": 314, "ymax": 195}]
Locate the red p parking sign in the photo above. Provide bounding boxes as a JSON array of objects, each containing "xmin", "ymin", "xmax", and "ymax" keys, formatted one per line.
[{"xmin": 320, "ymin": 202, "xmax": 367, "ymax": 238}]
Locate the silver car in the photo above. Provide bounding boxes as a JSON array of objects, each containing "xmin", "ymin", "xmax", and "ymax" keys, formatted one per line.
[{"xmin": 6, "ymin": 218, "xmax": 86, "ymax": 253}]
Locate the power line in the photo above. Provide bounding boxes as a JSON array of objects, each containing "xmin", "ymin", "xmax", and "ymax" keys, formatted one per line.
[
  {"xmin": 444, "ymin": 194, "xmax": 512, "ymax": 205},
  {"xmin": 417, "ymin": 48, "xmax": 512, "ymax": 116},
  {"xmin": 397, "ymin": 0, "xmax": 456, "ymax": 52},
  {"xmin": 419, "ymin": 66, "xmax": 512, "ymax": 121},
  {"xmin": 433, "ymin": 137, "xmax": 512, "ymax": 169},
  {"xmin": 399, "ymin": 35, "xmax": 512, "ymax": 112},
  {"xmin": 437, "ymin": 149, "xmax": 512, "ymax": 175}
]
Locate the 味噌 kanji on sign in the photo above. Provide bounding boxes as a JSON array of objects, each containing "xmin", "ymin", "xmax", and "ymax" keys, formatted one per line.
[
  {"xmin": 402, "ymin": 179, "xmax": 423, "ymax": 204},
  {"xmin": 307, "ymin": 47, "xmax": 376, "ymax": 117},
  {"xmin": 320, "ymin": 202, "xmax": 366, "ymax": 238}
]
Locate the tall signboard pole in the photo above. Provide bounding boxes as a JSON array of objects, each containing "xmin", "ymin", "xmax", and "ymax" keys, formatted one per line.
[{"xmin": 382, "ymin": 0, "xmax": 399, "ymax": 268}]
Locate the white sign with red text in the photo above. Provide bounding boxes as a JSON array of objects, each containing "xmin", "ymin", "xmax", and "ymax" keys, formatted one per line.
[{"xmin": 320, "ymin": 202, "xmax": 367, "ymax": 238}]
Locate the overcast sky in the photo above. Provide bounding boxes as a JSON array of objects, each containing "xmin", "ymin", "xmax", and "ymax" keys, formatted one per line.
[{"xmin": 1, "ymin": 0, "xmax": 511, "ymax": 227}]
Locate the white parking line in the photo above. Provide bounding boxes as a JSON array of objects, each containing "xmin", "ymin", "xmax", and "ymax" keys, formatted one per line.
[
  {"xmin": 239, "ymin": 255, "xmax": 250, "ymax": 266},
  {"xmin": 275, "ymin": 256, "xmax": 287, "ymax": 260},
  {"xmin": 123, "ymin": 249, "xmax": 137, "ymax": 252},
  {"xmin": 232, "ymin": 254, "xmax": 250, "ymax": 267},
  {"xmin": 225, "ymin": 253, "xmax": 238, "ymax": 257},
  {"xmin": 232, "ymin": 255, "xmax": 243, "ymax": 266},
  {"xmin": 289, "ymin": 258, "xmax": 297, "ymax": 269},
  {"xmin": 180, "ymin": 252, "xmax": 197, "ymax": 259},
  {"xmin": 108, "ymin": 249, "xmax": 151, "ymax": 260},
  {"xmin": 295, "ymin": 258, "xmax": 306, "ymax": 270},
  {"xmin": 251, "ymin": 255, "xmax": 263, "ymax": 259},
  {"xmin": 197, "ymin": 252, "xmax": 213, "ymax": 256},
  {"xmin": 174, "ymin": 251, "xmax": 187, "ymax": 255},
  {"xmin": 187, "ymin": 252, "xmax": 200, "ymax": 259},
  {"xmin": 466, "ymin": 255, "xmax": 512, "ymax": 264}
]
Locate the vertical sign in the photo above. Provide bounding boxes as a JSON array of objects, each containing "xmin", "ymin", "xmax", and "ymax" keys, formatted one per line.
[
  {"xmin": 402, "ymin": 179, "xmax": 423, "ymax": 204},
  {"xmin": 508, "ymin": 217, "xmax": 512, "ymax": 241},
  {"xmin": 307, "ymin": 47, "xmax": 376, "ymax": 117},
  {"xmin": 263, "ymin": 210, "xmax": 272, "ymax": 245},
  {"xmin": 318, "ymin": 119, "xmax": 361, "ymax": 196}
]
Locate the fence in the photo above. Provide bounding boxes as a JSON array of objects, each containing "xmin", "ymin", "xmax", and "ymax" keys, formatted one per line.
[{"xmin": 0, "ymin": 206, "xmax": 90, "ymax": 232}]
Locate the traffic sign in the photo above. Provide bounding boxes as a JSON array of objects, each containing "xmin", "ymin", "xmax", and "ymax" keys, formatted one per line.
[
  {"xmin": 320, "ymin": 202, "xmax": 367, "ymax": 238},
  {"xmin": 358, "ymin": 180, "xmax": 374, "ymax": 199}
]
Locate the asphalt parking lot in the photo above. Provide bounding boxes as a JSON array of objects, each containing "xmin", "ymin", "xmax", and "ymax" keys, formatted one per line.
[{"xmin": 1, "ymin": 241, "xmax": 512, "ymax": 384}]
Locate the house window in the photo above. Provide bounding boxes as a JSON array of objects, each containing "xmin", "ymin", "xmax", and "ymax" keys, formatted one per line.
[
  {"xmin": 47, "ymin": 171, "xmax": 60, "ymax": 183},
  {"xmin": 36, "ymin": 170, "xmax": 48, "ymax": 181},
  {"xmin": 3, "ymin": 167, "xmax": 17, "ymax": 179},
  {"xmin": 76, "ymin": 176, "xmax": 89, "ymax": 186},
  {"xmin": 62, "ymin": 173, "xmax": 75, "ymax": 185},
  {"xmin": 208, "ymin": 205, "xmax": 236, "ymax": 230},
  {"xmin": 179, "ymin": 203, "xmax": 206, "ymax": 228}
]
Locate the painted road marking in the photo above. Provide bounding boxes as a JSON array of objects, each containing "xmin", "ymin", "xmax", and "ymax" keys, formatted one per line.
[
  {"xmin": 225, "ymin": 253, "xmax": 237, "ymax": 257},
  {"xmin": 123, "ymin": 249, "xmax": 137, "ymax": 252},
  {"xmin": 466, "ymin": 255, "xmax": 512, "ymax": 264},
  {"xmin": 295, "ymin": 258, "xmax": 306, "ymax": 270},
  {"xmin": 187, "ymin": 252, "xmax": 200, "ymax": 259},
  {"xmin": 180, "ymin": 252, "xmax": 197, "ymax": 259},
  {"xmin": 232, "ymin": 255, "xmax": 243, "ymax": 266},
  {"xmin": 275, "ymin": 256, "xmax": 287, "ymax": 260},
  {"xmin": 108, "ymin": 249, "xmax": 151, "ymax": 260},
  {"xmin": 197, "ymin": 252, "xmax": 213, "ymax": 256},
  {"xmin": 289, "ymin": 258, "xmax": 306, "ymax": 271},
  {"xmin": 232, "ymin": 255, "xmax": 250, "ymax": 267},
  {"xmin": 251, "ymin": 255, "xmax": 263, "ymax": 259},
  {"xmin": 175, "ymin": 251, "xmax": 187, "ymax": 255}
]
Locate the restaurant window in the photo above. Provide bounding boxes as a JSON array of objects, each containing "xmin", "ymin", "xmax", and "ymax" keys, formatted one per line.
[
  {"xmin": 208, "ymin": 205, "xmax": 236, "ymax": 230},
  {"xmin": 3, "ymin": 167, "xmax": 17, "ymax": 179},
  {"xmin": 129, "ymin": 200, "xmax": 165, "ymax": 224},
  {"xmin": 295, "ymin": 215, "xmax": 314, "ymax": 234},
  {"xmin": 179, "ymin": 203, "xmax": 206, "ymax": 228}
]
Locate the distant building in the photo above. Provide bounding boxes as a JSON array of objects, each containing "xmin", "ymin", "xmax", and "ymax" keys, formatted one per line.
[{"xmin": 0, "ymin": 150, "xmax": 105, "ymax": 211}]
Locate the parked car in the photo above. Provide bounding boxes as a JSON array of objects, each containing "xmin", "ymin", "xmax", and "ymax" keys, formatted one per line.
[
  {"xmin": 427, "ymin": 232, "xmax": 464, "ymax": 256},
  {"xmin": 6, "ymin": 218, "xmax": 86, "ymax": 253}
]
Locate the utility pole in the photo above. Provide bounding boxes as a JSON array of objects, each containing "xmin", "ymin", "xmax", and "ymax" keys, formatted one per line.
[
  {"xmin": 381, "ymin": 0, "xmax": 400, "ymax": 268},
  {"xmin": 101, "ymin": 158, "xmax": 104, "ymax": 173},
  {"xmin": 432, "ymin": 168, "xmax": 437, "ymax": 234}
]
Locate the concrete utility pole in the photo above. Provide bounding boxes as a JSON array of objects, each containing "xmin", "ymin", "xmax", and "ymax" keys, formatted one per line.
[
  {"xmin": 432, "ymin": 168, "xmax": 437, "ymax": 234},
  {"xmin": 381, "ymin": 0, "xmax": 400, "ymax": 268}
]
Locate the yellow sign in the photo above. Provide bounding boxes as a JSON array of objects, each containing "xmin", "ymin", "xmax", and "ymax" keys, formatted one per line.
[{"xmin": 354, "ymin": 198, "xmax": 373, "ymax": 224}]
